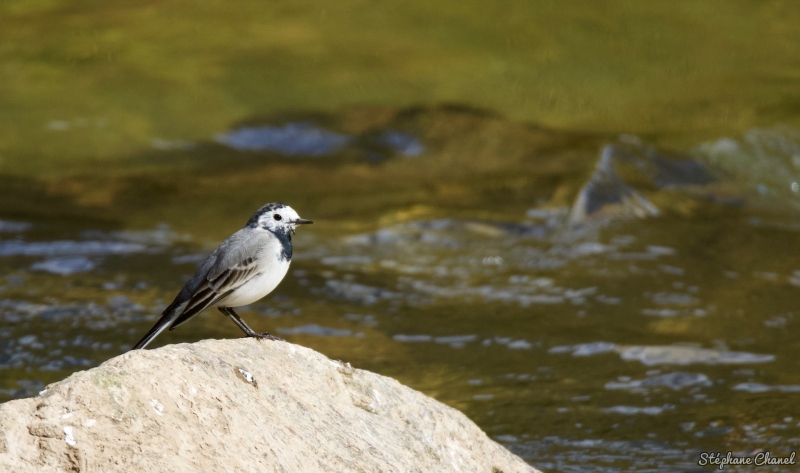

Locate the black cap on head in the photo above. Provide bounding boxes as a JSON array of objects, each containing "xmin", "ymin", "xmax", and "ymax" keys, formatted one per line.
[{"xmin": 246, "ymin": 202, "xmax": 286, "ymax": 227}]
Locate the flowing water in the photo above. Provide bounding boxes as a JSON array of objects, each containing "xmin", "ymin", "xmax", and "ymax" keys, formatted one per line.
[{"xmin": 3, "ymin": 2, "xmax": 800, "ymax": 472}]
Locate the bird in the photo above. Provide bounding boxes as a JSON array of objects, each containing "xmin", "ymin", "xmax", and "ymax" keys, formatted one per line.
[{"xmin": 132, "ymin": 202, "xmax": 313, "ymax": 350}]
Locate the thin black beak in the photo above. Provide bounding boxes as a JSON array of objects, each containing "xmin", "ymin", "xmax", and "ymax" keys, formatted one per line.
[{"xmin": 293, "ymin": 218, "xmax": 314, "ymax": 225}]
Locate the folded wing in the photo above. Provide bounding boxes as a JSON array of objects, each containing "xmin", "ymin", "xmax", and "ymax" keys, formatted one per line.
[
  {"xmin": 169, "ymin": 255, "xmax": 260, "ymax": 329},
  {"xmin": 131, "ymin": 229, "xmax": 266, "ymax": 349}
]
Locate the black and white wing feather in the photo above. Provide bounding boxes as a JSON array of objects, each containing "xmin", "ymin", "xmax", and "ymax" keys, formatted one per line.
[
  {"xmin": 132, "ymin": 230, "xmax": 266, "ymax": 349},
  {"xmin": 169, "ymin": 254, "xmax": 260, "ymax": 329}
]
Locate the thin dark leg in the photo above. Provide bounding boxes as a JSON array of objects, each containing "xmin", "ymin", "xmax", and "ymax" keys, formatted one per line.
[{"xmin": 218, "ymin": 307, "xmax": 283, "ymax": 341}]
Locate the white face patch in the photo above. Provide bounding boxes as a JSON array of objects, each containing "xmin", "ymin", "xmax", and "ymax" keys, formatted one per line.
[{"xmin": 258, "ymin": 205, "xmax": 301, "ymax": 231}]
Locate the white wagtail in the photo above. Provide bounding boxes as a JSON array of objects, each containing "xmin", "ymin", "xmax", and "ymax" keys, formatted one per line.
[{"xmin": 132, "ymin": 202, "xmax": 313, "ymax": 349}]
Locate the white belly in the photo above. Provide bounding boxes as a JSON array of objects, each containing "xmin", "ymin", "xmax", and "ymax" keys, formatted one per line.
[{"xmin": 215, "ymin": 260, "xmax": 291, "ymax": 308}]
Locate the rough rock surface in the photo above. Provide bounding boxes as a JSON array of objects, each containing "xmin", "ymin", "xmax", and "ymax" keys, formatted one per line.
[{"xmin": 0, "ymin": 339, "xmax": 537, "ymax": 473}]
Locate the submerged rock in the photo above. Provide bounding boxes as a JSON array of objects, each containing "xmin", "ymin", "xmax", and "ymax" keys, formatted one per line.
[
  {"xmin": 569, "ymin": 142, "xmax": 718, "ymax": 224},
  {"xmin": 215, "ymin": 118, "xmax": 424, "ymax": 160},
  {"xmin": 569, "ymin": 145, "xmax": 660, "ymax": 223},
  {"xmin": 0, "ymin": 339, "xmax": 536, "ymax": 473}
]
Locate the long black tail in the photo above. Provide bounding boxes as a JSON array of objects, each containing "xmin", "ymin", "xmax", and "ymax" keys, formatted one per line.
[{"xmin": 131, "ymin": 312, "xmax": 175, "ymax": 350}]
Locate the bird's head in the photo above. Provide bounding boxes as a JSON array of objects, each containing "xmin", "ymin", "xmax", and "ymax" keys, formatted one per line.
[{"xmin": 248, "ymin": 202, "xmax": 313, "ymax": 235}]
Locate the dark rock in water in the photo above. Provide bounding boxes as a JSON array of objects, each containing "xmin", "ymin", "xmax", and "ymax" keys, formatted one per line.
[
  {"xmin": 610, "ymin": 143, "xmax": 716, "ymax": 189},
  {"xmin": 570, "ymin": 142, "xmax": 718, "ymax": 223},
  {"xmin": 650, "ymin": 154, "xmax": 716, "ymax": 188},
  {"xmin": 570, "ymin": 146, "xmax": 660, "ymax": 223}
]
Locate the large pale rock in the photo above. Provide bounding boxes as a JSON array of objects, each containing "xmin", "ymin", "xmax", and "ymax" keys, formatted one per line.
[{"xmin": 0, "ymin": 339, "xmax": 537, "ymax": 473}]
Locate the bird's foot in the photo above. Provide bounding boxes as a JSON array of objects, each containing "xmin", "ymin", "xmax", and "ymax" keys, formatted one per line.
[{"xmin": 250, "ymin": 332, "xmax": 284, "ymax": 342}]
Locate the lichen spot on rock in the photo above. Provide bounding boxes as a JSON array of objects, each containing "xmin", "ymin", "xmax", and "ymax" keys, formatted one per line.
[
  {"xmin": 235, "ymin": 367, "xmax": 258, "ymax": 388},
  {"xmin": 150, "ymin": 399, "xmax": 164, "ymax": 416},
  {"xmin": 64, "ymin": 426, "xmax": 76, "ymax": 447}
]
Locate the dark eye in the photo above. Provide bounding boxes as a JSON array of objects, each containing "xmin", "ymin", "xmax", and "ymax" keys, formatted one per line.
[{"xmin": 273, "ymin": 214, "xmax": 282, "ymax": 221}]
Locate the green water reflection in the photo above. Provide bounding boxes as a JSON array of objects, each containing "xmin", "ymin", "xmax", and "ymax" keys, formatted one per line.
[
  {"xmin": 2, "ymin": 2, "xmax": 800, "ymax": 472},
  {"xmin": 3, "ymin": 0, "xmax": 800, "ymax": 173}
]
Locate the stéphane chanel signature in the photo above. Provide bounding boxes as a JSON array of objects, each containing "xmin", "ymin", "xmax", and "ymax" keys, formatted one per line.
[{"xmin": 699, "ymin": 451, "xmax": 796, "ymax": 470}]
